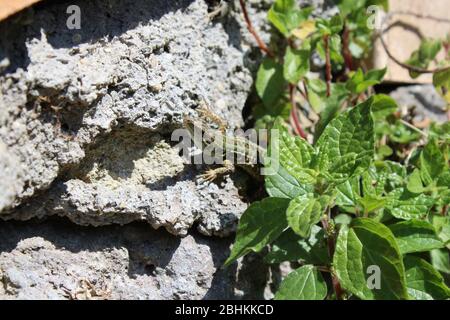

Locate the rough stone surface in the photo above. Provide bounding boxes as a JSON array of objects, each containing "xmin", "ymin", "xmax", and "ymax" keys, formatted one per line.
[
  {"xmin": 389, "ymin": 85, "xmax": 448, "ymax": 124},
  {"xmin": 0, "ymin": 219, "xmax": 274, "ymax": 300},
  {"xmin": 0, "ymin": 0, "xmax": 256, "ymax": 236},
  {"xmin": 0, "ymin": 0, "xmax": 333, "ymax": 299}
]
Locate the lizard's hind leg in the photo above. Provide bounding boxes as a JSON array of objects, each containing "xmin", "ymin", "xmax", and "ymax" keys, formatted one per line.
[{"xmin": 199, "ymin": 160, "xmax": 235, "ymax": 182}]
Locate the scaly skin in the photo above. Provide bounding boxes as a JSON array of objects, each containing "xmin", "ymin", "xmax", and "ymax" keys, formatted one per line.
[{"xmin": 183, "ymin": 108, "xmax": 266, "ymax": 181}]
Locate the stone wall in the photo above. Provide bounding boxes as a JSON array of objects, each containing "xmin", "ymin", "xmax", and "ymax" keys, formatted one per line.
[{"xmin": 0, "ymin": 0, "xmax": 337, "ymax": 299}]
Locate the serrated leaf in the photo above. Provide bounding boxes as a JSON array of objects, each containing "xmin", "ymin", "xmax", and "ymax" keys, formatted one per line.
[
  {"xmin": 224, "ymin": 198, "xmax": 290, "ymax": 266},
  {"xmin": 418, "ymin": 39, "xmax": 442, "ymax": 62},
  {"xmin": 268, "ymin": 0, "xmax": 313, "ymax": 36},
  {"xmin": 333, "ymin": 218, "xmax": 408, "ymax": 300},
  {"xmin": 265, "ymin": 226, "xmax": 328, "ymax": 264},
  {"xmin": 430, "ymin": 249, "xmax": 450, "ymax": 274},
  {"xmin": 275, "ymin": 265, "xmax": 328, "ymax": 300},
  {"xmin": 314, "ymin": 97, "xmax": 374, "ymax": 182},
  {"xmin": 366, "ymin": 67, "xmax": 387, "ymax": 82},
  {"xmin": 420, "ymin": 138, "xmax": 446, "ymax": 186},
  {"xmin": 406, "ymin": 39, "xmax": 442, "ymax": 79},
  {"xmin": 362, "ymin": 164, "xmax": 387, "ymax": 196},
  {"xmin": 406, "ymin": 169, "xmax": 425, "ymax": 194},
  {"xmin": 336, "ymin": 177, "xmax": 360, "ymax": 213},
  {"xmin": 433, "ymin": 69, "xmax": 450, "ymax": 103},
  {"xmin": 386, "ymin": 188, "xmax": 434, "ymax": 220},
  {"xmin": 346, "ymin": 68, "xmax": 385, "ymax": 94},
  {"xmin": 313, "ymin": 83, "xmax": 349, "ymax": 141},
  {"xmin": 431, "ymin": 214, "xmax": 450, "ymax": 243},
  {"xmin": 256, "ymin": 58, "xmax": 285, "ymax": 107},
  {"xmin": 287, "ymin": 193, "xmax": 328, "ymax": 238},
  {"xmin": 357, "ymin": 194, "xmax": 386, "ymax": 214},
  {"xmin": 336, "ymin": 0, "xmax": 366, "ymax": 17},
  {"xmin": 274, "ymin": 118, "xmax": 317, "ymax": 184},
  {"xmin": 389, "ymin": 220, "xmax": 444, "ymax": 254},
  {"xmin": 404, "ymin": 256, "xmax": 450, "ymax": 300},
  {"xmin": 371, "ymin": 94, "xmax": 398, "ymax": 120},
  {"xmin": 283, "ymin": 47, "xmax": 310, "ymax": 84},
  {"xmin": 265, "ymin": 165, "xmax": 313, "ymax": 199}
]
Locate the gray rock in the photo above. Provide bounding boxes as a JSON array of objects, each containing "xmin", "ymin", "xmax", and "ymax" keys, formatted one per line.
[
  {"xmin": 0, "ymin": 0, "xmax": 335, "ymax": 299},
  {"xmin": 0, "ymin": 0, "xmax": 253, "ymax": 235},
  {"xmin": 0, "ymin": 219, "xmax": 270, "ymax": 300},
  {"xmin": 390, "ymin": 85, "xmax": 448, "ymax": 124}
]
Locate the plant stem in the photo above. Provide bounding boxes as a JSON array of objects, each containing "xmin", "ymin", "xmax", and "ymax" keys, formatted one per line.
[
  {"xmin": 238, "ymin": 0, "xmax": 274, "ymax": 58},
  {"xmin": 377, "ymin": 30, "xmax": 450, "ymax": 75},
  {"xmin": 342, "ymin": 22, "xmax": 354, "ymax": 72},
  {"xmin": 289, "ymin": 84, "xmax": 307, "ymax": 139},
  {"xmin": 399, "ymin": 119, "xmax": 428, "ymax": 137},
  {"xmin": 321, "ymin": 214, "xmax": 344, "ymax": 300},
  {"xmin": 324, "ymin": 34, "xmax": 332, "ymax": 97}
]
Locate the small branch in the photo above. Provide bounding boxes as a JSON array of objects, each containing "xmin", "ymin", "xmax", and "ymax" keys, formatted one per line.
[
  {"xmin": 377, "ymin": 32, "xmax": 450, "ymax": 74},
  {"xmin": 324, "ymin": 35, "xmax": 332, "ymax": 97},
  {"xmin": 302, "ymin": 80, "xmax": 310, "ymax": 105},
  {"xmin": 399, "ymin": 119, "xmax": 428, "ymax": 137},
  {"xmin": 238, "ymin": 0, "xmax": 274, "ymax": 58},
  {"xmin": 289, "ymin": 84, "xmax": 307, "ymax": 139},
  {"xmin": 377, "ymin": 11, "xmax": 450, "ymax": 75}
]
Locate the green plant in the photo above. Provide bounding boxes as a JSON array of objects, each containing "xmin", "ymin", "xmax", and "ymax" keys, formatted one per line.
[
  {"xmin": 226, "ymin": 0, "xmax": 450, "ymax": 300},
  {"xmin": 405, "ymin": 36, "xmax": 450, "ymax": 107}
]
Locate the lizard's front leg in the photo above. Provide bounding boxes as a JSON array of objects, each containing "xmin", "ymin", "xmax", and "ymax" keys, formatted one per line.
[{"xmin": 199, "ymin": 160, "xmax": 235, "ymax": 182}]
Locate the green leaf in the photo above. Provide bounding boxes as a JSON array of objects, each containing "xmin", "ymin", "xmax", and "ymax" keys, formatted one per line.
[
  {"xmin": 274, "ymin": 118, "xmax": 317, "ymax": 184},
  {"xmin": 268, "ymin": 0, "xmax": 313, "ymax": 36},
  {"xmin": 265, "ymin": 165, "xmax": 313, "ymax": 199},
  {"xmin": 265, "ymin": 167, "xmax": 313, "ymax": 199},
  {"xmin": 346, "ymin": 68, "xmax": 385, "ymax": 94},
  {"xmin": 283, "ymin": 47, "xmax": 310, "ymax": 84},
  {"xmin": 406, "ymin": 39, "xmax": 442, "ymax": 79},
  {"xmin": 371, "ymin": 94, "xmax": 398, "ymax": 120},
  {"xmin": 367, "ymin": 0, "xmax": 389, "ymax": 11},
  {"xmin": 314, "ymin": 97, "xmax": 374, "ymax": 182},
  {"xmin": 431, "ymin": 214, "xmax": 450, "ymax": 243},
  {"xmin": 362, "ymin": 164, "xmax": 387, "ymax": 196},
  {"xmin": 366, "ymin": 67, "xmax": 387, "ymax": 82},
  {"xmin": 430, "ymin": 249, "xmax": 450, "ymax": 274},
  {"xmin": 287, "ymin": 193, "xmax": 328, "ymax": 238},
  {"xmin": 433, "ymin": 69, "xmax": 450, "ymax": 103},
  {"xmin": 313, "ymin": 83, "xmax": 349, "ymax": 142},
  {"xmin": 224, "ymin": 198, "xmax": 290, "ymax": 266},
  {"xmin": 334, "ymin": 218, "xmax": 408, "ymax": 300},
  {"xmin": 386, "ymin": 188, "xmax": 434, "ymax": 220},
  {"xmin": 389, "ymin": 220, "xmax": 444, "ymax": 254},
  {"xmin": 265, "ymin": 226, "xmax": 328, "ymax": 264},
  {"xmin": 406, "ymin": 169, "xmax": 425, "ymax": 194},
  {"xmin": 404, "ymin": 256, "xmax": 450, "ymax": 300},
  {"xmin": 336, "ymin": 0, "xmax": 366, "ymax": 17},
  {"xmin": 336, "ymin": 177, "xmax": 360, "ymax": 213},
  {"xmin": 316, "ymin": 15, "xmax": 343, "ymax": 36},
  {"xmin": 418, "ymin": 39, "xmax": 442, "ymax": 62},
  {"xmin": 420, "ymin": 138, "xmax": 446, "ymax": 186},
  {"xmin": 357, "ymin": 194, "xmax": 386, "ymax": 214},
  {"xmin": 275, "ymin": 265, "xmax": 328, "ymax": 300},
  {"xmin": 256, "ymin": 58, "xmax": 285, "ymax": 107}
]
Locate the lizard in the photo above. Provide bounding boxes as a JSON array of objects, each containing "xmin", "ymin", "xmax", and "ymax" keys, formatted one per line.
[{"xmin": 183, "ymin": 105, "xmax": 267, "ymax": 182}]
